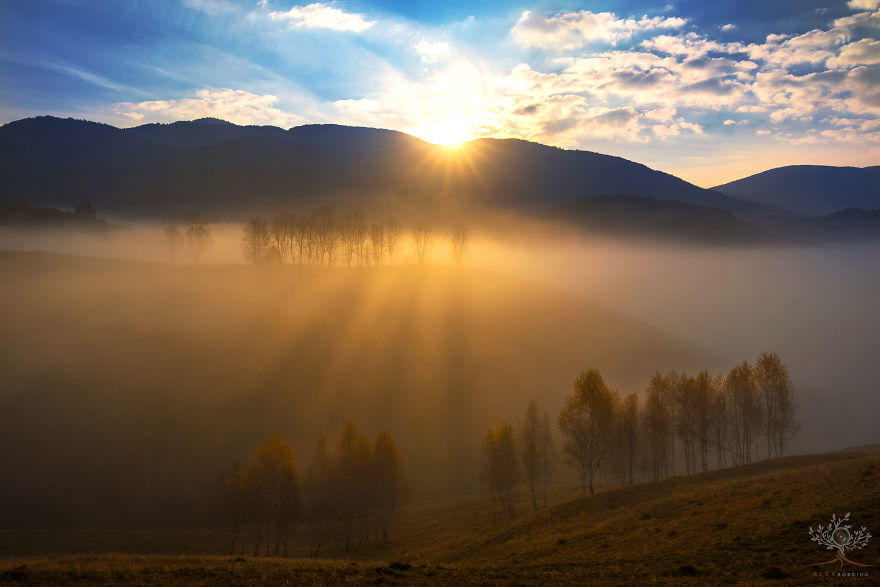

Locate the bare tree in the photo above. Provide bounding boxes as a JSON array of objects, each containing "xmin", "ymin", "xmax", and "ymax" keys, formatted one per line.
[
  {"xmin": 451, "ymin": 224, "xmax": 468, "ymax": 266},
  {"xmin": 368, "ymin": 222, "xmax": 385, "ymax": 266},
  {"xmin": 411, "ymin": 222, "xmax": 433, "ymax": 265},
  {"xmin": 312, "ymin": 206, "xmax": 338, "ymax": 266},
  {"xmin": 241, "ymin": 217, "xmax": 271, "ymax": 264},
  {"xmin": 481, "ymin": 421, "xmax": 519, "ymax": 519},
  {"xmin": 162, "ymin": 225, "xmax": 184, "ymax": 262},
  {"xmin": 558, "ymin": 369, "xmax": 616, "ymax": 496},
  {"xmin": 519, "ymin": 400, "xmax": 542, "ymax": 511},
  {"xmin": 186, "ymin": 221, "xmax": 212, "ymax": 263},
  {"xmin": 755, "ymin": 352, "xmax": 798, "ymax": 457},
  {"xmin": 693, "ymin": 370, "xmax": 714, "ymax": 472},
  {"xmin": 385, "ymin": 217, "xmax": 402, "ymax": 264}
]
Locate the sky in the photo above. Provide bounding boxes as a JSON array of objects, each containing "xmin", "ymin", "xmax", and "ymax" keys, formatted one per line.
[{"xmin": 1, "ymin": 0, "xmax": 879, "ymax": 186}]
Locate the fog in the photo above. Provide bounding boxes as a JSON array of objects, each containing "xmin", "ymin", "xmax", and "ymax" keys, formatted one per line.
[{"xmin": 1, "ymin": 218, "xmax": 878, "ymax": 529}]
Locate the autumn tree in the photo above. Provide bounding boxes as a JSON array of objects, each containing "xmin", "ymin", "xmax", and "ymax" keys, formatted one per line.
[
  {"xmin": 481, "ymin": 421, "xmax": 518, "ymax": 518},
  {"xmin": 558, "ymin": 369, "xmax": 616, "ymax": 495},
  {"xmin": 538, "ymin": 408, "xmax": 554, "ymax": 507},
  {"xmin": 162, "ymin": 224, "xmax": 184, "ymax": 262},
  {"xmin": 611, "ymin": 392, "xmax": 639, "ymax": 486},
  {"xmin": 726, "ymin": 360, "xmax": 761, "ymax": 465},
  {"xmin": 243, "ymin": 435, "xmax": 302, "ymax": 556},
  {"xmin": 334, "ymin": 422, "xmax": 373, "ymax": 551},
  {"xmin": 186, "ymin": 221, "xmax": 213, "ymax": 262},
  {"xmin": 693, "ymin": 370, "xmax": 714, "ymax": 472},
  {"xmin": 642, "ymin": 371, "xmax": 671, "ymax": 480},
  {"xmin": 411, "ymin": 222, "xmax": 433, "ymax": 265},
  {"xmin": 241, "ymin": 217, "xmax": 271, "ymax": 264},
  {"xmin": 451, "ymin": 224, "xmax": 468, "ymax": 266},
  {"xmin": 755, "ymin": 352, "xmax": 798, "ymax": 457}
]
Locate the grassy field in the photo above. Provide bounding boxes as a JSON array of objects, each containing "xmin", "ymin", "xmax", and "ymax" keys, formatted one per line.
[{"xmin": 2, "ymin": 445, "xmax": 878, "ymax": 584}]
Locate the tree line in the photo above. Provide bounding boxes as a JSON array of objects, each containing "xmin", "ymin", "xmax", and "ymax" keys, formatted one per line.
[
  {"xmin": 220, "ymin": 422, "xmax": 403, "ymax": 557},
  {"xmin": 481, "ymin": 352, "xmax": 798, "ymax": 517},
  {"xmin": 239, "ymin": 207, "xmax": 468, "ymax": 267}
]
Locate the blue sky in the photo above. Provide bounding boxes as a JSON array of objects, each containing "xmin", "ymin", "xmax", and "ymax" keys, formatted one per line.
[{"xmin": 1, "ymin": 0, "xmax": 879, "ymax": 185}]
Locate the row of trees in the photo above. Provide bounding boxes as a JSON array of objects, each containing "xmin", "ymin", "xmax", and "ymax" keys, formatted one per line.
[
  {"xmin": 162, "ymin": 221, "xmax": 213, "ymax": 262},
  {"xmin": 240, "ymin": 207, "xmax": 468, "ymax": 266},
  {"xmin": 481, "ymin": 352, "xmax": 798, "ymax": 516},
  {"xmin": 221, "ymin": 423, "xmax": 403, "ymax": 557}
]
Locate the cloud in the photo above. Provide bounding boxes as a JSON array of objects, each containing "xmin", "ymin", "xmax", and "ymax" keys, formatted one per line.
[
  {"xmin": 827, "ymin": 38, "xmax": 880, "ymax": 67},
  {"xmin": 415, "ymin": 41, "xmax": 452, "ymax": 64},
  {"xmin": 847, "ymin": 0, "xmax": 880, "ymax": 10},
  {"xmin": 113, "ymin": 88, "xmax": 305, "ymax": 127},
  {"xmin": 721, "ymin": 24, "xmax": 737, "ymax": 31},
  {"xmin": 512, "ymin": 9, "xmax": 687, "ymax": 50},
  {"xmin": 183, "ymin": 0, "xmax": 237, "ymax": 15},
  {"xmin": 269, "ymin": 3, "xmax": 374, "ymax": 32}
]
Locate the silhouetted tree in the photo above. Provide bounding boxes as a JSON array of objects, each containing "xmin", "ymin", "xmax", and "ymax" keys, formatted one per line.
[
  {"xmin": 241, "ymin": 217, "xmax": 271, "ymax": 264},
  {"xmin": 558, "ymin": 369, "xmax": 615, "ymax": 495},
  {"xmin": 451, "ymin": 224, "xmax": 468, "ymax": 266},
  {"xmin": 611, "ymin": 392, "xmax": 638, "ymax": 486},
  {"xmin": 244, "ymin": 435, "xmax": 301, "ymax": 556},
  {"xmin": 162, "ymin": 224, "xmax": 184, "ymax": 262},
  {"xmin": 369, "ymin": 222, "xmax": 385, "ymax": 266},
  {"xmin": 481, "ymin": 421, "xmax": 518, "ymax": 518},
  {"xmin": 186, "ymin": 221, "xmax": 213, "ymax": 263},
  {"xmin": 726, "ymin": 360, "xmax": 761, "ymax": 465},
  {"xmin": 538, "ymin": 409, "xmax": 554, "ymax": 507},
  {"xmin": 334, "ymin": 422, "xmax": 372, "ymax": 551},
  {"xmin": 303, "ymin": 438, "xmax": 331, "ymax": 557},
  {"xmin": 642, "ymin": 372, "xmax": 671, "ymax": 480},
  {"xmin": 411, "ymin": 222, "xmax": 432, "ymax": 265},
  {"xmin": 385, "ymin": 217, "xmax": 402, "ymax": 264}
]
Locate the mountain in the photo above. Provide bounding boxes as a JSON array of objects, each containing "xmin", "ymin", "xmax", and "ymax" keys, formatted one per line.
[
  {"xmin": 713, "ymin": 165, "xmax": 880, "ymax": 216},
  {"xmin": 0, "ymin": 116, "xmax": 771, "ymax": 220}
]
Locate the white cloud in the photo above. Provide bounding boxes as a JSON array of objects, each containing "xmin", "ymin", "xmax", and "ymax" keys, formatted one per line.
[
  {"xmin": 847, "ymin": 0, "xmax": 880, "ymax": 10},
  {"xmin": 827, "ymin": 38, "xmax": 880, "ymax": 67},
  {"xmin": 269, "ymin": 3, "xmax": 374, "ymax": 32},
  {"xmin": 415, "ymin": 41, "xmax": 451, "ymax": 64},
  {"xmin": 512, "ymin": 9, "xmax": 686, "ymax": 50},
  {"xmin": 721, "ymin": 24, "xmax": 737, "ymax": 31},
  {"xmin": 113, "ymin": 88, "xmax": 305, "ymax": 128}
]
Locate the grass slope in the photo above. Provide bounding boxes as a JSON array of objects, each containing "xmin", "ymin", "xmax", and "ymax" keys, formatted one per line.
[{"xmin": 2, "ymin": 446, "xmax": 878, "ymax": 584}]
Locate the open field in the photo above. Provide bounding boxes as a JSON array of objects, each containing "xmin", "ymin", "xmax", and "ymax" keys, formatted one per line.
[{"xmin": 2, "ymin": 445, "xmax": 878, "ymax": 584}]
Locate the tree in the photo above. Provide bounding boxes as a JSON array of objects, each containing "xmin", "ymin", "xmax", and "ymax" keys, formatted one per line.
[
  {"xmin": 243, "ymin": 435, "xmax": 301, "ymax": 556},
  {"xmin": 385, "ymin": 218, "xmax": 402, "ymax": 263},
  {"xmin": 411, "ymin": 222, "xmax": 432, "ymax": 265},
  {"xmin": 558, "ymin": 369, "xmax": 616, "ymax": 495},
  {"xmin": 755, "ymin": 352, "xmax": 798, "ymax": 457},
  {"xmin": 481, "ymin": 421, "xmax": 518, "ymax": 518},
  {"xmin": 693, "ymin": 370, "xmax": 714, "ymax": 472},
  {"xmin": 186, "ymin": 221, "xmax": 213, "ymax": 263},
  {"xmin": 303, "ymin": 438, "xmax": 331, "ymax": 557},
  {"xmin": 451, "ymin": 224, "xmax": 468, "ymax": 266},
  {"xmin": 372, "ymin": 430, "xmax": 402, "ymax": 538},
  {"xmin": 642, "ymin": 372, "xmax": 671, "ymax": 480},
  {"xmin": 312, "ymin": 206, "xmax": 338, "ymax": 265},
  {"xmin": 241, "ymin": 218, "xmax": 271, "ymax": 264},
  {"xmin": 538, "ymin": 409, "xmax": 554, "ymax": 507},
  {"xmin": 519, "ymin": 400, "xmax": 542, "ymax": 511},
  {"xmin": 369, "ymin": 222, "xmax": 385, "ymax": 266},
  {"xmin": 726, "ymin": 360, "xmax": 761, "ymax": 465},
  {"xmin": 612, "ymin": 392, "xmax": 639, "ymax": 486},
  {"xmin": 162, "ymin": 225, "xmax": 184, "ymax": 262},
  {"xmin": 334, "ymin": 422, "xmax": 373, "ymax": 551}
]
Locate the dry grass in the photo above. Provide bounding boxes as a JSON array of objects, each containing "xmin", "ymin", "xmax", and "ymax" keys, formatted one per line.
[{"xmin": 2, "ymin": 446, "xmax": 879, "ymax": 584}]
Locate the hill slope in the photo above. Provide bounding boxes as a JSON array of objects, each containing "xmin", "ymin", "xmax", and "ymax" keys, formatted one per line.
[
  {"xmin": 1, "ymin": 446, "xmax": 877, "ymax": 584},
  {"xmin": 713, "ymin": 165, "xmax": 880, "ymax": 216},
  {"xmin": 0, "ymin": 116, "xmax": 769, "ymax": 220}
]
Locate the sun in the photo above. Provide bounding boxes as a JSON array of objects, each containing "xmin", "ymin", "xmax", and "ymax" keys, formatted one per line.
[{"xmin": 413, "ymin": 119, "xmax": 475, "ymax": 148}]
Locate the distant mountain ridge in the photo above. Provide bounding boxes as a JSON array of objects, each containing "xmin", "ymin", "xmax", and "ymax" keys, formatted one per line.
[
  {"xmin": 0, "ymin": 116, "xmax": 771, "ymax": 220},
  {"xmin": 713, "ymin": 165, "xmax": 880, "ymax": 216}
]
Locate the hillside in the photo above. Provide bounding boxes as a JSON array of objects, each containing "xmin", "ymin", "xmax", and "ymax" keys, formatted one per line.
[
  {"xmin": 1, "ymin": 446, "xmax": 877, "ymax": 584},
  {"xmin": 713, "ymin": 165, "xmax": 880, "ymax": 216},
  {"xmin": 0, "ymin": 251, "xmax": 713, "ymax": 528},
  {"xmin": 0, "ymin": 116, "xmax": 769, "ymax": 220}
]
